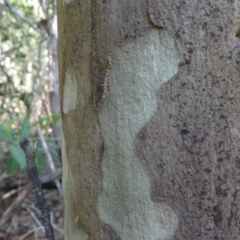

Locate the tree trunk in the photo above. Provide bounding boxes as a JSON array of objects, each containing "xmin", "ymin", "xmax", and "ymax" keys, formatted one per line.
[
  {"xmin": 48, "ymin": 11, "xmax": 61, "ymax": 147},
  {"xmin": 57, "ymin": 0, "xmax": 240, "ymax": 239}
]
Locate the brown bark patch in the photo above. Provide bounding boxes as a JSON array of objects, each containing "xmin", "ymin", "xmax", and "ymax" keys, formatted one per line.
[{"xmin": 135, "ymin": 1, "xmax": 240, "ymax": 239}]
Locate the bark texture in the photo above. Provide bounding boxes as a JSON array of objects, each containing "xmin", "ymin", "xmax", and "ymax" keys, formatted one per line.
[{"xmin": 57, "ymin": 0, "xmax": 240, "ymax": 239}]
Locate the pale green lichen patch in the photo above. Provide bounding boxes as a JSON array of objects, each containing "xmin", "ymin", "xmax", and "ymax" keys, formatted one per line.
[
  {"xmin": 97, "ymin": 28, "xmax": 180, "ymax": 239},
  {"xmin": 63, "ymin": 68, "xmax": 77, "ymax": 114}
]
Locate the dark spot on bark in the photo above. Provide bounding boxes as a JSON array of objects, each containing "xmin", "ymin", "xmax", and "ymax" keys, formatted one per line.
[
  {"xmin": 228, "ymin": 208, "xmax": 233, "ymax": 227},
  {"xmin": 218, "ymin": 141, "xmax": 224, "ymax": 148},
  {"xmin": 175, "ymin": 31, "xmax": 181, "ymax": 39},
  {"xmin": 205, "ymin": 227, "xmax": 212, "ymax": 231},
  {"xmin": 235, "ymin": 158, "xmax": 240, "ymax": 169},
  {"xmin": 178, "ymin": 62, "xmax": 185, "ymax": 67},
  {"xmin": 181, "ymin": 129, "xmax": 190, "ymax": 135},
  {"xmin": 197, "ymin": 204, "xmax": 202, "ymax": 211},
  {"xmin": 200, "ymin": 190, "xmax": 206, "ymax": 197},
  {"xmin": 212, "ymin": 7, "xmax": 220, "ymax": 13},
  {"xmin": 236, "ymin": 27, "xmax": 240, "ymax": 37},
  {"xmin": 210, "ymin": 32, "xmax": 216, "ymax": 38},
  {"xmin": 217, "ymin": 26, "xmax": 223, "ymax": 32},
  {"xmin": 207, "ymin": 0, "xmax": 212, "ymax": 6},
  {"xmin": 171, "ymin": 179, "xmax": 176, "ymax": 185},
  {"xmin": 204, "ymin": 168, "xmax": 212, "ymax": 173},
  {"xmin": 219, "ymin": 114, "xmax": 226, "ymax": 119},
  {"xmin": 138, "ymin": 132, "xmax": 146, "ymax": 140},
  {"xmin": 188, "ymin": 48, "xmax": 193, "ymax": 54},
  {"xmin": 237, "ymin": 50, "xmax": 240, "ymax": 57},
  {"xmin": 187, "ymin": 150, "xmax": 194, "ymax": 156},
  {"xmin": 217, "ymin": 157, "xmax": 223, "ymax": 162},
  {"xmin": 215, "ymin": 186, "xmax": 228, "ymax": 197},
  {"xmin": 204, "ymin": 12, "xmax": 210, "ymax": 17},
  {"xmin": 212, "ymin": 205, "xmax": 223, "ymax": 226},
  {"xmin": 218, "ymin": 150, "xmax": 224, "ymax": 154},
  {"xmin": 156, "ymin": 164, "xmax": 163, "ymax": 169},
  {"xmin": 202, "ymin": 22, "xmax": 208, "ymax": 29},
  {"xmin": 186, "ymin": 41, "xmax": 193, "ymax": 46}
]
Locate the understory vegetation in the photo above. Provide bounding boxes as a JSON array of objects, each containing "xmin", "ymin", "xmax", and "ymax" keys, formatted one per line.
[{"xmin": 0, "ymin": 1, "xmax": 63, "ymax": 239}]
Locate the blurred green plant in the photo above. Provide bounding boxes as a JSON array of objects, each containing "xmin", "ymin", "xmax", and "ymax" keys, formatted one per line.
[
  {"xmin": 0, "ymin": 0, "xmax": 61, "ymax": 177},
  {"xmin": 0, "ymin": 115, "xmax": 60, "ymax": 175}
]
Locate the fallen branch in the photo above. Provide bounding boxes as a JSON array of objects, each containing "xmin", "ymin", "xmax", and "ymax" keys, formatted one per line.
[
  {"xmin": 0, "ymin": 184, "xmax": 32, "ymax": 227},
  {"xmin": 20, "ymin": 138, "xmax": 55, "ymax": 240},
  {"xmin": 0, "ymin": 169, "xmax": 62, "ymax": 229},
  {"xmin": 2, "ymin": 168, "xmax": 62, "ymax": 200}
]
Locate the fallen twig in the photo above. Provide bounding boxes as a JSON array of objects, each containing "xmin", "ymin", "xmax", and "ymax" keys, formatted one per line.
[
  {"xmin": 19, "ymin": 226, "xmax": 43, "ymax": 240},
  {"xmin": 26, "ymin": 206, "xmax": 45, "ymax": 233},
  {"xmin": 20, "ymin": 138, "xmax": 55, "ymax": 240},
  {"xmin": 2, "ymin": 168, "xmax": 62, "ymax": 200},
  {"xmin": 0, "ymin": 184, "xmax": 32, "ymax": 227}
]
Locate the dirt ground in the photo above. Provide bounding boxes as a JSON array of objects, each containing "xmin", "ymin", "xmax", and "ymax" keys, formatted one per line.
[{"xmin": 0, "ymin": 171, "xmax": 63, "ymax": 240}]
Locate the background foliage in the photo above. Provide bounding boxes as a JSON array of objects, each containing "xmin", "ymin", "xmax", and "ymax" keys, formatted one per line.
[{"xmin": 0, "ymin": 0, "xmax": 61, "ymax": 175}]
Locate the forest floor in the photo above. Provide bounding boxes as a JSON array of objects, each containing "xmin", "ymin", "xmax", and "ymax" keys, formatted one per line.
[{"xmin": 0, "ymin": 170, "xmax": 63, "ymax": 240}]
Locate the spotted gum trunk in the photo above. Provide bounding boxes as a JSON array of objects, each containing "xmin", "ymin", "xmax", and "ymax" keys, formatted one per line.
[{"xmin": 57, "ymin": 0, "xmax": 240, "ymax": 239}]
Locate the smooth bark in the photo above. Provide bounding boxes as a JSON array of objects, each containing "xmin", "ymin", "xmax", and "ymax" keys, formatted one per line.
[{"xmin": 57, "ymin": 0, "xmax": 240, "ymax": 239}]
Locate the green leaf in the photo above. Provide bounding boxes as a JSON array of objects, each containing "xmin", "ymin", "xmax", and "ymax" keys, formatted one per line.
[
  {"xmin": 51, "ymin": 114, "xmax": 60, "ymax": 125},
  {"xmin": 33, "ymin": 116, "xmax": 49, "ymax": 129},
  {"xmin": 16, "ymin": 52, "xmax": 27, "ymax": 58},
  {"xmin": 6, "ymin": 159, "xmax": 19, "ymax": 174},
  {"xmin": 0, "ymin": 122, "xmax": 14, "ymax": 141},
  {"xmin": 8, "ymin": 144, "xmax": 26, "ymax": 170},
  {"xmin": 50, "ymin": 147, "xmax": 60, "ymax": 162},
  {"xmin": 14, "ymin": 23, "xmax": 21, "ymax": 30},
  {"xmin": 2, "ymin": 35, "xmax": 9, "ymax": 42},
  {"xmin": 35, "ymin": 149, "xmax": 42, "ymax": 174},
  {"xmin": 20, "ymin": 117, "xmax": 31, "ymax": 139}
]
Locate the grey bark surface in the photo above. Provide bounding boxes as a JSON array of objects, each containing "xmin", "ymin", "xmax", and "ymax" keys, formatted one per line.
[{"xmin": 57, "ymin": 0, "xmax": 240, "ymax": 239}]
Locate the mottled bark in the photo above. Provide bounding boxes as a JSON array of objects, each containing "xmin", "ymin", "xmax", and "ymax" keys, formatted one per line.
[{"xmin": 57, "ymin": 0, "xmax": 240, "ymax": 239}]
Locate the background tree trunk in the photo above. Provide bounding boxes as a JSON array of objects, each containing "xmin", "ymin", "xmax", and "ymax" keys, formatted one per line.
[
  {"xmin": 57, "ymin": 0, "xmax": 240, "ymax": 239},
  {"xmin": 48, "ymin": 11, "xmax": 62, "ymax": 147}
]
